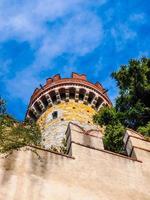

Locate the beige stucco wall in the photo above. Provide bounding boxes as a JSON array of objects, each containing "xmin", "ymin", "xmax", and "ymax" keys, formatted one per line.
[{"xmin": 0, "ymin": 125, "xmax": 150, "ymax": 200}]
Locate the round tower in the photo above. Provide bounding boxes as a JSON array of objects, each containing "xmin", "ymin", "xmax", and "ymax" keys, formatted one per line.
[{"xmin": 26, "ymin": 73, "xmax": 112, "ymax": 150}]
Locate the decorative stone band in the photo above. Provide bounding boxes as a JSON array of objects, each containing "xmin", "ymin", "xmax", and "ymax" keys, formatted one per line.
[{"xmin": 26, "ymin": 83, "xmax": 111, "ymax": 121}]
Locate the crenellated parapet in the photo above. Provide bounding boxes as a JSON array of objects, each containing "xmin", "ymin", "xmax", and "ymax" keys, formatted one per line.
[{"xmin": 26, "ymin": 73, "xmax": 112, "ymax": 121}]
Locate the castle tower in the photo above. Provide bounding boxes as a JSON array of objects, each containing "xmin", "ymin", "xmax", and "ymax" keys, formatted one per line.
[{"xmin": 26, "ymin": 73, "xmax": 112, "ymax": 151}]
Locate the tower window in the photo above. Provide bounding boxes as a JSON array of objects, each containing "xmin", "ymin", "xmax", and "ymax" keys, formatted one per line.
[{"xmin": 52, "ymin": 111, "xmax": 58, "ymax": 119}]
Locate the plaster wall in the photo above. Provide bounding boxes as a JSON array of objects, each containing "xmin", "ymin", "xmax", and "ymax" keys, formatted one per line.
[{"xmin": 0, "ymin": 126, "xmax": 150, "ymax": 200}]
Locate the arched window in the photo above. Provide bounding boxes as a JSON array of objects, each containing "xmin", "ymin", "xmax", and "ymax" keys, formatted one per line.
[
  {"xmin": 95, "ymin": 97, "xmax": 103, "ymax": 109},
  {"xmin": 69, "ymin": 87, "xmax": 76, "ymax": 99},
  {"xmin": 41, "ymin": 96, "xmax": 48, "ymax": 107},
  {"xmin": 50, "ymin": 91, "xmax": 57, "ymax": 104},
  {"xmin": 79, "ymin": 88, "xmax": 86, "ymax": 101},
  {"xmin": 87, "ymin": 92, "xmax": 95, "ymax": 104},
  {"xmin": 34, "ymin": 102, "xmax": 42, "ymax": 112},
  {"xmin": 59, "ymin": 88, "xmax": 66, "ymax": 100}
]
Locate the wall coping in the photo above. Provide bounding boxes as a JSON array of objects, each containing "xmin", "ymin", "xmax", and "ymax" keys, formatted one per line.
[
  {"xmin": 124, "ymin": 129, "xmax": 150, "ymax": 151},
  {"xmin": 129, "ymin": 135, "xmax": 150, "ymax": 143},
  {"xmin": 72, "ymin": 142, "xmax": 142, "ymax": 163},
  {"xmin": 29, "ymin": 145, "xmax": 75, "ymax": 159},
  {"xmin": 126, "ymin": 128, "xmax": 145, "ymax": 138},
  {"xmin": 133, "ymin": 146, "xmax": 150, "ymax": 153},
  {"xmin": 26, "ymin": 143, "xmax": 143, "ymax": 163}
]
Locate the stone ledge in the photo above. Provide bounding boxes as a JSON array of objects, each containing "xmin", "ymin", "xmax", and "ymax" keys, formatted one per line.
[
  {"xmin": 126, "ymin": 128, "xmax": 144, "ymax": 138},
  {"xmin": 128, "ymin": 135, "xmax": 150, "ymax": 143},
  {"xmin": 133, "ymin": 146, "xmax": 150, "ymax": 153},
  {"xmin": 29, "ymin": 145, "xmax": 75, "ymax": 159},
  {"xmin": 72, "ymin": 141, "xmax": 142, "ymax": 163}
]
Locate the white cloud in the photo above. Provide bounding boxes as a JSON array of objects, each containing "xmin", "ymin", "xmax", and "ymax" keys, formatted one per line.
[
  {"xmin": 129, "ymin": 13, "xmax": 146, "ymax": 23},
  {"xmin": 92, "ymin": 57, "xmax": 104, "ymax": 78},
  {"xmin": 111, "ymin": 24, "xmax": 137, "ymax": 51},
  {"xmin": 0, "ymin": 0, "xmax": 105, "ymax": 43},
  {"xmin": 0, "ymin": 0, "xmax": 105, "ymax": 101},
  {"xmin": 37, "ymin": 12, "xmax": 103, "ymax": 60},
  {"xmin": 0, "ymin": 59, "xmax": 12, "ymax": 78},
  {"xmin": 6, "ymin": 69, "xmax": 41, "ymax": 103}
]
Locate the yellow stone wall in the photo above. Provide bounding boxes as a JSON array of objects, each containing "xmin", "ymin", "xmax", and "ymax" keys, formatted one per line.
[
  {"xmin": 37, "ymin": 100, "xmax": 97, "ymax": 130},
  {"xmin": 37, "ymin": 100, "xmax": 102, "ymax": 149}
]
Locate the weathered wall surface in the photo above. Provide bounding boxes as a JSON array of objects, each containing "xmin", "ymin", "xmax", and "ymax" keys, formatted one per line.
[
  {"xmin": 37, "ymin": 100, "xmax": 102, "ymax": 149},
  {"xmin": 37, "ymin": 101, "xmax": 97, "ymax": 127},
  {"xmin": 0, "ymin": 125, "xmax": 150, "ymax": 200}
]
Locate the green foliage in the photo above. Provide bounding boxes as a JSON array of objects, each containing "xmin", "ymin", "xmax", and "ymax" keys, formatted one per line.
[
  {"xmin": 112, "ymin": 57, "xmax": 150, "ymax": 129},
  {"xmin": 93, "ymin": 106, "xmax": 119, "ymax": 126},
  {"xmin": 103, "ymin": 123, "xmax": 125, "ymax": 153},
  {"xmin": 137, "ymin": 122, "xmax": 150, "ymax": 137},
  {"xmin": 93, "ymin": 57, "xmax": 150, "ymax": 153},
  {"xmin": 0, "ymin": 114, "xmax": 41, "ymax": 155},
  {"xmin": 94, "ymin": 106, "xmax": 125, "ymax": 153}
]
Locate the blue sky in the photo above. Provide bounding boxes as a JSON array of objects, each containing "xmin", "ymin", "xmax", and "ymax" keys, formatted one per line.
[{"xmin": 0, "ymin": 0, "xmax": 150, "ymax": 120}]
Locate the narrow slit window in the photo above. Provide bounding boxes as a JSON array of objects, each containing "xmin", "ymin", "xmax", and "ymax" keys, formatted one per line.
[{"xmin": 52, "ymin": 111, "xmax": 58, "ymax": 119}]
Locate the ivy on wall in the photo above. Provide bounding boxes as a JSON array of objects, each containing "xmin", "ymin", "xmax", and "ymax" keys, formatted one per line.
[{"xmin": 0, "ymin": 114, "xmax": 41, "ymax": 156}]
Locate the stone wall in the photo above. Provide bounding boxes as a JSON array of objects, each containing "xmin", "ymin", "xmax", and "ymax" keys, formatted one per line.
[{"xmin": 37, "ymin": 100, "xmax": 102, "ymax": 149}]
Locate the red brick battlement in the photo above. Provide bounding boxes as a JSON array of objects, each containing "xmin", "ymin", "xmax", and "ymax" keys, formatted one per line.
[
  {"xmin": 29, "ymin": 73, "xmax": 111, "ymax": 106},
  {"xmin": 26, "ymin": 73, "xmax": 112, "ymax": 120}
]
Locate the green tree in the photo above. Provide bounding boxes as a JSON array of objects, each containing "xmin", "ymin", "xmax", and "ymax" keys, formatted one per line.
[
  {"xmin": 93, "ymin": 106, "xmax": 119, "ymax": 126},
  {"xmin": 103, "ymin": 123, "xmax": 125, "ymax": 153},
  {"xmin": 138, "ymin": 122, "xmax": 150, "ymax": 137},
  {"xmin": 94, "ymin": 106, "xmax": 125, "ymax": 153},
  {"xmin": 112, "ymin": 58, "xmax": 150, "ymax": 129},
  {"xmin": 0, "ymin": 97, "xmax": 41, "ymax": 156},
  {"xmin": 93, "ymin": 58, "xmax": 150, "ymax": 152}
]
